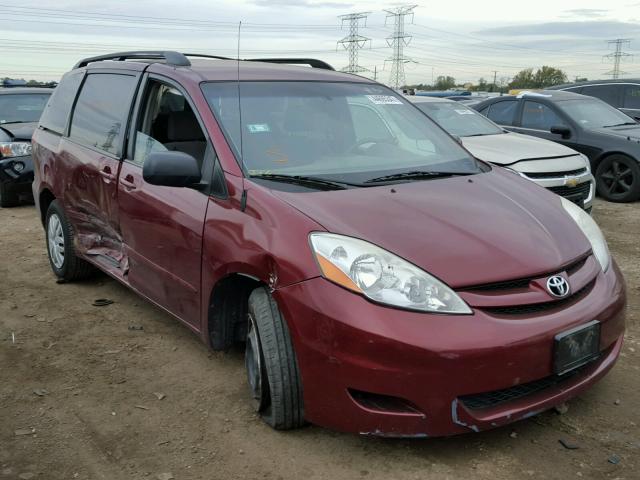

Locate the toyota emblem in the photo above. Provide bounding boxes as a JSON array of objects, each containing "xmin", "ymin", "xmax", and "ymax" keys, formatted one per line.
[{"xmin": 547, "ymin": 275, "xmax": 570, "ymax": 298}]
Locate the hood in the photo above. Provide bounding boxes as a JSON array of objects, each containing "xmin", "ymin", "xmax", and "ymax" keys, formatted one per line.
[
  {"xmin": 461, "ymin": 132, "xmax": 579, "ymax": 166},
  {"xmin": 271, "ymin": 168, "xmax": 591, "ymax": 288},
  {"xmin": 0, "ymin": 122, "xmax": 37, "ymax": 141},
  {"xmin": 592, "ymin": 124, "xmax": 640, "ymax": 142}
]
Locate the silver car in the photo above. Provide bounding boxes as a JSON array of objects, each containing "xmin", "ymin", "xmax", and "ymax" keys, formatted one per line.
[{"xmin": 408, "ymin": 96, "xmax": 595, "ymax": 212}]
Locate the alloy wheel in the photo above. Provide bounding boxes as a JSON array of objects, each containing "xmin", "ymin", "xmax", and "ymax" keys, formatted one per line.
[
  {"xmin": 47, "ymin": 213, "xmax": 65, "ymax": 269},
  {"xmin": 600, "ymin": 159, "xmax": 634, "ymax": 196}
]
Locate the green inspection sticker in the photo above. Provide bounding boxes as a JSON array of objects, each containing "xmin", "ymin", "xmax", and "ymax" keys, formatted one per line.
[{"xmin": 247, "ymin": 123, "xmax": 271, "ymax": 133}]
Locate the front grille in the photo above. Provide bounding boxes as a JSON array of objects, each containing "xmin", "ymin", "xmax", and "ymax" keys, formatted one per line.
[
  {"xmin": 465, "ymin": 256, "xmax": 589, "ymax": 293},
  {"xmin": 459, "ymin": 366, "xmax": 587, "ymax": 410},
  {"xmin": 482, "ymin": 280, "xmax": 594, "ymax": 316},
  {"xmin": 547, "ymin": 182, "xmax": 591, "ymax": 200},
  {"xmin": 523, "ymin": 168, "xmax": 587, "ymax": 179}
]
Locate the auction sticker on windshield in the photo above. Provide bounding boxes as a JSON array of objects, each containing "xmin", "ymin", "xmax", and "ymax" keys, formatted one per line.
[{"xmin": 366, "ymin": 95, "xmax": 403, "ymax": 105}]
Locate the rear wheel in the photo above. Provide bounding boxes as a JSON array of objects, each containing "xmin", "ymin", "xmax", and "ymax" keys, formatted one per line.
[
  {"xmin": 246, "ymin": 287, "xmax": 304, "ymax": 430},
  {"xmin": 595, "ymin": 154, "xmax": 640, "ymax": 202},
  {"xmin": 0, "ymin": 182, "xmax": 19, "ymax": 208},
  {"xmin": 45, "ymin": 200, "xmax": 94, "ymax": 281}
]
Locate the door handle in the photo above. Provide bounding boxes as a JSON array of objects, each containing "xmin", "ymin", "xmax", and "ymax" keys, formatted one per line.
[
  {"xmin": 120, "ymin": 174, "xmax": 137, "ymax": 190},
  {"xmin": 99, "ymin": 166, "xmax": 116, "ymax": 181}
]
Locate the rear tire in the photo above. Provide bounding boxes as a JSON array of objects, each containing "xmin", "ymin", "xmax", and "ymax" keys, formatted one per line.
[
  {"xmin": 595, "ymin": 154, "xmax": 640, "ymax": 202},
  {"xmin": 246, "ymin": 287, "xmax": 304, "ymax": 430},
  {"xmin": 45, "ymin": 200, "xmax": 94, "ymax": 281},
  {"xmin": 0, "ymin": 182, "xmax": 19, "ymax": 208}
]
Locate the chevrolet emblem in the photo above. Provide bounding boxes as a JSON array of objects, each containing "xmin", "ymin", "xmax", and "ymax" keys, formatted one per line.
[{"xmin": 565, "ymin": 177, "xmax": 579, "ymax": 188}]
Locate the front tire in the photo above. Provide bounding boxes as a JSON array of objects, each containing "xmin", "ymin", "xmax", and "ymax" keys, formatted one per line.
[
  {"xmin": 246, "ymin": 287, "xmax": 304, "ymax": 430},
  {"xmin": 595, "ymin": 154, "xmax": 640, "ymax": 202},
  {"xmin": 45, "ymin": 200, "xmax": 94, "ymax": 281}
]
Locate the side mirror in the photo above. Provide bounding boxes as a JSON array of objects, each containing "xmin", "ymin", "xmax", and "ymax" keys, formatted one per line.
[
  {"xmin": 550, "ymin": 125, "xmax": 571, "ymax": 139},
  {"xmin": 143, "ymin": 151, "xmax": 202, "ymax": 188}
]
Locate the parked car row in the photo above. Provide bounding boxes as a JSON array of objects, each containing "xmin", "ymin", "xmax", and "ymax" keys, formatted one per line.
[
  {"xmin": 22, "ymin": 51, "xmax": 626, "ymax": 438},
  {"xmin": 473, "ymin": 91, "xmax": 640, "ymax": 203}
]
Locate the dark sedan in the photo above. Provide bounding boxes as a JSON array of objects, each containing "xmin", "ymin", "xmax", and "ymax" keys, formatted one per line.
[
  {"xmin": 0, "ymin": 87, "xmax": 52, "ymax": 207},
  {"xmin": 474, "ymin": 91, "xmax": 640, "ymax": 202}
]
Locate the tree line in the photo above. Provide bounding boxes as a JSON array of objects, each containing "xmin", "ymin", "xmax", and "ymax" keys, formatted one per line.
[{"xmin": 406, "ymin": 66, "xmax": 576, "ymax": 92}]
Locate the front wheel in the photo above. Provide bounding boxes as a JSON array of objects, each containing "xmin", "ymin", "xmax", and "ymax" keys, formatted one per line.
[
  {"xmin": 45, "ymin": 200, "xmax": 94, "ymax": 281},
  {"xmin": 595, "ymin": 154, "xmax": 640, "ymax": 202},
  {"xmin": 245, "ymin": 287, "xmax": 304, "ymax": 430}
]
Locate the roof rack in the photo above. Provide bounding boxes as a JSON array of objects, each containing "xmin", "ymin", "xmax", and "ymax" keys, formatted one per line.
[
  {"xmin": 74, "ymin": 51, "xmax": 335, "ymax": 71},
  {"xmin": 243, "ymin": 58, "xmax": 335, "ymax": 70},
  {"xmin": 73, "ymin": 51, "xmax": 191, "ymax": 69}
]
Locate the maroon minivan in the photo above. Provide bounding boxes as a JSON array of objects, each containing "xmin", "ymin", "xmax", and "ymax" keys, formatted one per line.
[{"xmin": 32, "ymin": 51, "xmax": 626, "ymax": 437}]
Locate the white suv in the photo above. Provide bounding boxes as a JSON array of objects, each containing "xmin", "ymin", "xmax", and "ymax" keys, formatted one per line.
[{"xmin": 409, "ymin": 96, "xmax": 595, "ymax": 212}]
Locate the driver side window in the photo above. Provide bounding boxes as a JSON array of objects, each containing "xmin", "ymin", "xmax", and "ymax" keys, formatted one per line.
[{"xmin": 132, "ymin": 80, "xmax": 210, "ymax": 172}]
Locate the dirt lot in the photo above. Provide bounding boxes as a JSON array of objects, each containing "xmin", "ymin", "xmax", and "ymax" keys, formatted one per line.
[{"xmin": 1, "ymin": 199, "xmax": 638, "ymax": 480}]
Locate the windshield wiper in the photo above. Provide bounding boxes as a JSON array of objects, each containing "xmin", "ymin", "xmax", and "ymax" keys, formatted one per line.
[
  {"xmin": 364, "ymin": 170, "xmax": 472, "ymax": 184},
  {"xmin": 602, "ymin": 122, "xmax": 638, "ymax": 128},
  {"xmin": 249, "ymin": 173, "xmax": 352, "ymax": 191},
  {"xmin": 465, "ymin": 133, "xmax": 492, "ymax": 137},
  {"xmin": 0, "ymin": 121, "xmax": 28, "ymax": 125}
]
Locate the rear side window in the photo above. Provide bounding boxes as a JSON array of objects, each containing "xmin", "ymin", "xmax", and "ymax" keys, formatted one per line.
[
  {"xmin": 563, "ymin": 86, "xmax": 583, "ymax": 94},
  {"xmin": 582, "ymin": 85, "xmax": 621, "ymax": 107},
  {"xmin": 70, "ymin": 73, "xmax": 137, "ymax": 156},
  {"xmin": 521, "ymin": 101, "xmax": 565, "ymax": 130},
  {"xmin": 39, "ymin": 71, "xmax": 83, "ymax": 134},
  {"xmin": 486, "ymin": 100, "xmax": 517, "ymax": 125},
  {"xmin": 623, "ymin": 85, "xmax": 640, "ymax": 109}
]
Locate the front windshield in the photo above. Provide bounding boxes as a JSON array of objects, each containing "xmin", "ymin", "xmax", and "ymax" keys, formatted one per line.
[
  {"xmin": 0, "ymin": 93, "xmax": 50, "ymax": 124},
  {"xmin": 557, "ymin": 98, "xmax": 636, "ymax": 128},
  {"xmin": 414, "ymin": 101, "xmax": 504, "ymax": 137},
  {"xmin": 201, "ymin": 81, "xmax": 481, "ymax": 184}
]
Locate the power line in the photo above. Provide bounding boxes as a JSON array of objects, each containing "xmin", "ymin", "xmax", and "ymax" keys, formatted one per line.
[
  {"xmin": 384, "ymin": 5, "xmax": 417, "ymax": 89},
  {"xmin": 604, "ymin": 39, "xmax": 633, "ymax": 79},
  {"xmin": 337, "ymin": 12, "xmax": 371, "ymax": 74}
]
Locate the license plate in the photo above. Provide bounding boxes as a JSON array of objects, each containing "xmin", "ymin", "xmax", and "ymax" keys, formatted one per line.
[{"xmin": 554, "ymin": 320, "xmax": 601, "ymax": 375}]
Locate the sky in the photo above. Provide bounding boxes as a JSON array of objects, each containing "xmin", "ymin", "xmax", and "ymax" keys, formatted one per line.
[{"xmin": 2, "ymin": 0, "xmax": 640, "ymax": 86}]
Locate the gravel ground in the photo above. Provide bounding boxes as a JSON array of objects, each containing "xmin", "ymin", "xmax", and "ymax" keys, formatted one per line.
[{"xmin": 1, "ymin": 199, "xmax": 638, "ymax": 480}]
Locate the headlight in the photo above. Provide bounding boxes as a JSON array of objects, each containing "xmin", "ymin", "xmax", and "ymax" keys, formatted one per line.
[
  {"xmin": 578, "ymin": 153, "xmax": 591, "ymax": 173},
  {"xmin": 309, "ymin": 233, "xmax": 472, "ymax": 314},
  {"xmin": 0, "ymin": 142, "xmax": 32, "ymax": 158},
  {"xmin": 561, "ymin": 197, "xmax": 610, "ymax": 271}
]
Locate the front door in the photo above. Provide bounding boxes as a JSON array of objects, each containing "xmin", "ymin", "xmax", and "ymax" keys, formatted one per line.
[{"xmin": 118, "ymin": 77, "xmax": 213, "ymax": 329}]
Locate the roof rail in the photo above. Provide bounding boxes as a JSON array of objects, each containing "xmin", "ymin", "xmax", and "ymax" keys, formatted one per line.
[
  {"xmin": 73, "ymin": 51, "xmax": 335, "ymax": 71},
  {"xmin": 73, "ymin": 51, "xmax": 191, "ymax": 69},
  {"xmin": 244, "ymin": 58, "xmax": 335, "ymax": 70}
]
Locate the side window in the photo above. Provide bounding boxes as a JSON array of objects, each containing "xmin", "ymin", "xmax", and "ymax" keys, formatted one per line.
[
  {"xmin": 521, "ymin": 101, "xmax": 565, "ymax": 130},
  {"xmin": 350, "ymin": 104, "xmax": 394, "ymax": 142},
  {"xmin": 486, "ymin": 100, "xmax": 517, "ymax": 125},
  {"xmin": 582, "ymin": 85, "xmax": 620, "ymax": 107},
  {"xmin": 132, "ymin": 80, "xmax": 212, "ymax": 181},
  {"xmin": 39, "ymin": 71, "xmax": 83, "ymax": 134},
  {"xmin": 623, "ymin": 85, "xmax": 640, "ymax": 109},
  {"xmin": 70, "ymin": 73, "xmax": 137, "ymax": 156}
]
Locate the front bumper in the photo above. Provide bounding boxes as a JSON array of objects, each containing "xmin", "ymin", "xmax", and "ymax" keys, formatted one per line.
[
  {"xmin": 0, "ymin": 154, "xmax": 34, "ymax": 191},
  {"xmin": 274, "ymin": 261, "xmax": 626, "ymax": 437},
  {"xmin": 518, "ymin": 171, "xmax": 595, "ymax": 212}
]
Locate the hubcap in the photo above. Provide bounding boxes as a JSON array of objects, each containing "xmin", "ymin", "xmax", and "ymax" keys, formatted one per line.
[
  {"xmin": 47, "ymin": 213, "xmax": 65, "ymax": 269},
  {"xmin": 601, "ymin": 160, "xmax": 634, "ymax": 196},
  {"xmin": 245, "ymin": 313, "xmax": 268, "ymax": 412}
]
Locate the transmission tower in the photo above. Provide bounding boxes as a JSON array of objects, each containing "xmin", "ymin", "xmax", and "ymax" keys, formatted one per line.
[
  {"xmin": 337, "ymin": 12, "xmax": 371, "ymax": 74},
  {"xmin": 384, "ymin": 5, "xmax": 417, "ymax": 89},
  {"xmin": 604, "ymin": 39, "xmax": 633, "ymax": 79}
]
